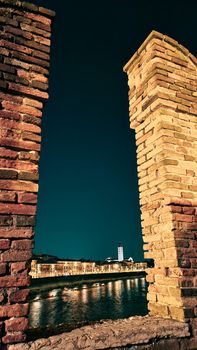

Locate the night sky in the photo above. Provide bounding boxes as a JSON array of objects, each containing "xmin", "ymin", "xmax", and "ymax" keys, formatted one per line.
[{"xmin": 30, "ymin": 0, "xmax": 196, "ymax": 261}]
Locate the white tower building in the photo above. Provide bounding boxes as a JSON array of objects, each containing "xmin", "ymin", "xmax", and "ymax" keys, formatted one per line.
[{"xmin": 118, "ymin": 243, "xmax": 124, "ymax": 262}]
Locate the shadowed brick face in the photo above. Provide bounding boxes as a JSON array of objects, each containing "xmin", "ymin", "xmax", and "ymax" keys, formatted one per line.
[
  {"xmin": 0, "ymin": 0, "xmax": 54, "ymax": 347},
  {"xmin": 124, "ymin": 31, "xmax": 197, "ymax": 335}
]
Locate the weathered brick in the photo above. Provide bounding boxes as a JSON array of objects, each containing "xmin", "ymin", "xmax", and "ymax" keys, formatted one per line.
[
  {"xmin": 0, "ymin": 215, "xmax": 13, "ymax": 226},
  {"xmin": 0, "ymin": 39, "xmax": 32, "ymax": 55},
  {"xmin": 0, "ymin": 239, "xmax": 10, "ymax": 249},
  {"xmin": 0, "ymin": 180, "xmax": 38, "ymax": 192},
  {"xmin": 0, "ymin": 263, "xmax": 6, "ymax": 275},
  {"xmin": 0, "ymin": 169, "xmax": 18, "ymax": 180},
  {"xmin": 0, "ymin": 63, "xmax": 15, "ymax": 74},
  {"xmin": 2, "ymin": 332, "xmax": 26, "ymax": 344},
  {"xmin": 22, "ymin": 132, "xmax": 41, "ymax": 142},
  {"xmin": 0, "ymin": 203, "xmax": 36, "ymax": 215},
  {"xmin": 1, "ymin": 101, "xmax": 42, "ymax": 117},
  {"xmin": 5, "ymin": 317, "xmax": 28, "ymax": 333},
  {"xmin": 0, "ymin": 191, "xmax": 16, "ymax": 202},
  {"xmin": 0, "ymin": 148, "xmax": 18, "ymax": 159},
  {"xmin": 11, "ymin": 239, "xmax": 34, "ymax": 250},
  {"xmin": 18, "ymin": 170, "xmax": 39, "ymax": 182},
  {"xmin": 16, "ymin": 215, "xmax": 36, "ymax": 227},
  {"xmin": 11, "ymin": 262, "xmax": 28, "ymax": 274},
  {"xmin": 8, "ymin": 82, "xmax": 49, "ymax": 100},
  {"xmin": 1, "ymin": 249, "xmax": 32, "ymax": 262},
  {"xmin": 8, "ymin": 288, "xmax": 30, "ymax": 303},
  {"xmin": 17, "ymin": 192, "xmax": 37, "ymax": 204}
]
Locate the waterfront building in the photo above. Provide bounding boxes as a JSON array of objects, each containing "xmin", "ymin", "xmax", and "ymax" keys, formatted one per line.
[
  {"xmin": 118, "ymin": 243, "xmax": 124, "ymax": 262},
  {"xmin": 30, "ymin": 257, "xmax": 147, "ymax": 279}
]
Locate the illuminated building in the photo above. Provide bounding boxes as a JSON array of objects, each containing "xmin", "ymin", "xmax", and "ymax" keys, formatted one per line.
[
  {"xmin": 30, "ymin": 259, "xmax": 147, "ymax": 278},
  {"xmin": 118, "ymin": 243, "xmax": 124, "ymax": 262}
]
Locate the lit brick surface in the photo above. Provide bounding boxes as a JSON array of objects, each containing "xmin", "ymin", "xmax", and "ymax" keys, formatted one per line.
[
  {"xmin": 124, "ymin": 31, "xmax": 197, "ymax": 329},
  {"xmin": 0, "ymin": 0, "xmax": 54, "ymax": 346}
]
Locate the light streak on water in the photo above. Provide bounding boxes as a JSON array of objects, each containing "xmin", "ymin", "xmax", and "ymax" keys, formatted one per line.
[{"xmin": 29, "ymin": 277, "xmax": 148, "ymax": 328}]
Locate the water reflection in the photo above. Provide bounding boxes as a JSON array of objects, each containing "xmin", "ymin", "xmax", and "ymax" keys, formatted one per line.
[{"xmin": 29, "ymin": 277, "xmax": 148, "ymax": 328}]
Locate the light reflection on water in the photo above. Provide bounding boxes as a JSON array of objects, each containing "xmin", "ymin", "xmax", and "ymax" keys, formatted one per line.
[{"xmin": 29, "ymin": 277, "xmax": 148, "ymax": 329}]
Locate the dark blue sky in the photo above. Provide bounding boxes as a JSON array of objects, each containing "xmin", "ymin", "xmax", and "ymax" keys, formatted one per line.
[{"xmin": 31, "ymin": 0, "xmax": 196, "ymax": 261}]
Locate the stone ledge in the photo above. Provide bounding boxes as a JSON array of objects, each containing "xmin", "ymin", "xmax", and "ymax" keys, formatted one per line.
[{"xmin": 7, "ymin": 316, "xmax": 190, "ymax": 350}]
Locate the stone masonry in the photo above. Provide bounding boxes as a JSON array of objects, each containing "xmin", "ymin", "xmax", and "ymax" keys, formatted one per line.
[
  {"xmin": 0, "ymin": 0, "xmax": 55, "ymax": 347},
  {"xmin": 124, "ymin": 31, "xmax": 197, "ymax": 335}
]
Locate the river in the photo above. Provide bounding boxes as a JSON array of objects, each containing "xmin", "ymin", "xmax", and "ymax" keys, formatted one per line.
[{"xmin": 29, "ymin": 276, "xmax": 148, "ymax": 330}]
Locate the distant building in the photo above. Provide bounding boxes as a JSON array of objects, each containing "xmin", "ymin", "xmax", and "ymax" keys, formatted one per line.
[
  {"xmin": 127, "ymin": 257, "xmax": 134, "ymax": 262},
  {"xmin": 105, "ymin": 257, "xmax": 113, "ymax": 262},
  {"xmin": 30, "ymin": 259, "xmax": 147, "ymax": 278},
  {"xmin": 118, "ymin": 243, "xmax": 124, "ymax": 262}
]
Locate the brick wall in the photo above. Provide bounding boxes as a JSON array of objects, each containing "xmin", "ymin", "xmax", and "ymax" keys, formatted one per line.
[
  {"xmin": 124, "ymin": 31, "xmax": 197, "ymax": 333},
  {"xmin": 0, "ymin": 0, "xmax": 54, "ymax": 346}
]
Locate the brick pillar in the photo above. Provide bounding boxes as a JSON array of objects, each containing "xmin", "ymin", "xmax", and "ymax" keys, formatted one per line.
[
  {"xmin": 0, "ymin": 1, "xmax": 54, "ymax": 347},
  {"xmin": 124, "ymin": 31, "xmax": 197, "ymax": 327}
]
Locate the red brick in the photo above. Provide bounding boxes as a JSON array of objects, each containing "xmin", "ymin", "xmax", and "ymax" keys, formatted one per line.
[
  {"xmin": 11, "ymin": 239, "xmax": 34, "ymax": 250},
  {"xmin": 23, "ymin": 97, "xmax": 43, "ymax": 109},
  {"xmin": 12, "ymin": 50, "xmax": 50, "ymax": 69},
  {"xmin": 0, "ymin": 228, "xmax": 34, "ymax": 238},
  {"xmin": 0, "ymin": 138, "xmax": 40, "ymax": 152},
  {"xmin": 0, "ymin": 118, "xmax": 41, "ymax": 134},
  {"xmin": 5, "ymin": 317, "xmax": 28, "ymax": 332},
  {"xmin": 0, "ymin": 63, "xmax": 15, "ymax": 74},
  {"xmin": 20, "ymin": 23, "xmax": 51, "ymax": 38},
  {"xmin": 1, "ymin": 249, "xmax": 32, "ymax": 262},
  {"xmin": 0, "ymin": 275, "xmax": 30, "ymax": 287},
  {"xmin": 34, "ymin": 34, "xmax": 51, "ymax": 47},
  {"xmin": 0, "ymin": 180, "xmax": 38, "ymax": 192},
  {"xmin": 0, "ymin": 110, "xmax": 20, "ymax": 121},
  {"xmin": 0, "ymin": 39, "xmax": 32, "ymax": 55},
  {"xmin": 0, "ymin": 191, "xmax": 16, "ymax": 202},
  {"xmin": 11, "ymin": 262, "xmax": 28, "ymax": 274},
  {"xmin": 23, "ymin": 113, "xmax": 41, "ymax": 126},
  {"xmin": 1, "ymin": 101, "xmax": 42, "ymax": 117},
  {"xmin": 8, "ymin": 82, "xmax": 49, "ymax": 100},
  {"xmin": 39, "ymin": 6, "xmax": 56, "ymax": 17},
  {"xmin": 0, "ymin": 169, "xmax": 18, "ymax": 180},
  {"xmin": 6, "ymin": 25, "xmax": 33, "ymax": 40},
  {"xmin": 0, "ymin": 159, "xmax": 38, "ymax": 171},
  {"xmin": 0, "ymin": 148, "xmax": 18, "ymax": 159},
  {"xmin": 0, "ymin": 203, "xmax": 36, "ymax": 215},
  {"xmin": 4, "ymin": 57, "xmax": 30, "ymax": 70},
  {"xmin": 0, "ymin": 290, "xmax": 5, "ymax": 303},
  {"xmin": 0, "ymin": 239, "xmax": 10, "ymax": 250},
  {"xmin": 182, "ymin": 207, "xmax": 195, "ymax": 215},
  {"xmin": 22, "ymin": 131, "xmax": 41, "ymax": 142},
  {"xmin": 2, "ymin": 332, "xmax": 26, "ymax": 344},
  {"xmin": 173, "ymin": 213, "xmax": 193, "ymax": 222},
  {"xmin": 17, "ymin": 192, "xmax": 37, "ymax": 204},
  {"xmin": 8, "ymin": 289, "xmax": 30, "ymax": 303},
  {"xmin": 18, "ymin": 151, "xmax": 39, "ymax": 161},
  {"xmin": 24, "ymin": 12, "xmax": 51, "ymax": 26},
  {"xmin": 0, "ymin": 263, "xmax": 6, "ymax": 275}
]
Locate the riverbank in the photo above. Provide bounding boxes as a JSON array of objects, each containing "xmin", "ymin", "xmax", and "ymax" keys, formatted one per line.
[{"xmin": 30, "ymin": 271, "xmax": 146, "ymax": 293}]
